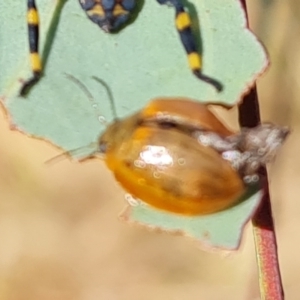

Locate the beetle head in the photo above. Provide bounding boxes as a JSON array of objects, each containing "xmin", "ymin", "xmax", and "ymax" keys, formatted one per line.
[{"xmin": 98, "ymin": 113, "xmax": 140, "ymax": 154}]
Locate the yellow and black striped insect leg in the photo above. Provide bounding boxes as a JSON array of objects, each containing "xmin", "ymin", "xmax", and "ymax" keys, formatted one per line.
[
  {"xmin": 157, "ymin": 0, "xmax": 223, "ymax": 92},
  {"xmin": 20, "ymin": 0, "xmax": 42, "ymax": 96}
]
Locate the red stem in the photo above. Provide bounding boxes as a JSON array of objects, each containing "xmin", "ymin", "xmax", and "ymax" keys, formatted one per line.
[{"xmin": 239, "ymin": 1, "xmax": 284, "ymax": 299}]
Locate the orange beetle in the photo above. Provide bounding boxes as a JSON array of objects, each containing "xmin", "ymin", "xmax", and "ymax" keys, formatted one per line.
[
  {"xmin": 56, "ymin": 76, "xmax": 288, "ymax": 216},
  {"xmin": 98, "ymin": 98, "xmax": 245, "ymax": 215},
  {"xmin": 96, "ymin": 97, "xmax": 289, "ymax": 215}
]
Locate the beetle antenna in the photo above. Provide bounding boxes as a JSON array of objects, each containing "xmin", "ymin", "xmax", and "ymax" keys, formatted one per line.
[
  {"xmin": 45, "ymin": 142, "xmax": 98, "ymax": 165},
  {"xmin": 45, "ymin": 151, "xmax": 70, "ymax": 165},
  {"xmin": 92, "ymin": 76, "xmax": 118, "ymax": 121},
  {"xmin": 64, "ymin": 73, "xmax": 108, "ymax": 126},
  {"xmin": 46, "ymin": 73, "xmax": 108, "ymax": 165}
]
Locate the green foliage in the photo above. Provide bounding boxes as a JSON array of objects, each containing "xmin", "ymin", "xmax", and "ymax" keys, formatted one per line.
[{"xmin": 0, "ymin": 0, "xmax": 267, "ymax": 249}]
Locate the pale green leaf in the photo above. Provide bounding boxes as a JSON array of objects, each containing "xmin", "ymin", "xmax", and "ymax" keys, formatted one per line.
[
  {"xmin": 121, "ymin": 185, "xmax": 262, "ymax": 250},
  {"xmin": 0, "ymin": 0, "xmax": 267, "ymax": 249}
]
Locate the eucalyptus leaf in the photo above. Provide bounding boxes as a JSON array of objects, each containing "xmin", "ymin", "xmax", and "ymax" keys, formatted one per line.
[{"xmin": 0, "ymin": 0, "xmax": 268, "ymax": 249}]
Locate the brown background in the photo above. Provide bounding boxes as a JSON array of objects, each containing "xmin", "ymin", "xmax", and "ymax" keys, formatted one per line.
[{"xmin": 0, "ymin": 1, "xmax": 299, "ymax": 299}]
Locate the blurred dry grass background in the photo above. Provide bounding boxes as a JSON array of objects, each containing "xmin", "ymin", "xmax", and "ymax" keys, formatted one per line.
[{"xmin": 0, "ymin": 0, "xmax": 299, "ymax": 299}]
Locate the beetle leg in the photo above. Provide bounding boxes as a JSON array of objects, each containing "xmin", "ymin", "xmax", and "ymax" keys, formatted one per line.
[
  {"xmin": 20, "ymin": 0, "xmax": 42, "ymax": 96},
  {"xmin": 156, "ymin": 0, "xmax": 223, "ymax": 92}
]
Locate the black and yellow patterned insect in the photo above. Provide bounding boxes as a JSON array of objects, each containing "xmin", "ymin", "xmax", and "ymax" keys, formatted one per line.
[{"xmin": 20, "ymin": 0, "xmax": 223, "ymax": 96}]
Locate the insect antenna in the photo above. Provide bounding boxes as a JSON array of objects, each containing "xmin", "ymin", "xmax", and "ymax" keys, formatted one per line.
[
  {"xmin": 91, "ymin": 76, "xmax": 118, "ymax": 121},
  {"xmin": 46, "ymin": 73, "xmax": 115, "ymax": 165},
  {"xmin": 45, "ymin": 142, "xmax": 98, "ymax": 165},
  {"xmin": 64, "ymin": 73, "xmax": 109, "ymax": 126}
]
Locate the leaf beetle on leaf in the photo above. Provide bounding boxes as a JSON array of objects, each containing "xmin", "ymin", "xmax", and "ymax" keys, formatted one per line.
[
  {"xmin": 97, "ymin": 97, "xmax": 289, "ymax": 215},
  {"xmin": 52, "ymin": 75, "xmax": 289, "ymax": 216}
]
